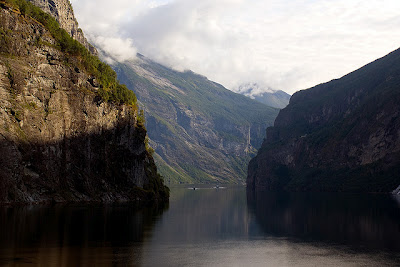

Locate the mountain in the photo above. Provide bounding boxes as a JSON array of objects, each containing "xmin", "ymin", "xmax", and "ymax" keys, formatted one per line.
[
  {"xmin": 114, "ymin": 55, "xmax": 279, "ymax": 184},
  {"xmin": 237, "ymin": 83, "xmax": 291, "ymax": 109},
  {"xmin": 248, "ymin": 48, "xmax": 400, "ymax": 193},
  {"xmin": 0, "ymin": 0, "xmax": 168, "ymax": 203},
  {"xmin": 252, "ymin": 90, "xmax": 290, "ymax": 109}
]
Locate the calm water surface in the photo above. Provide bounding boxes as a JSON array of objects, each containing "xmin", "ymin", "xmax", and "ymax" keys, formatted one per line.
[{"xmin": 0, "ymin": 186, "xmax": 399, "ymax": 266}]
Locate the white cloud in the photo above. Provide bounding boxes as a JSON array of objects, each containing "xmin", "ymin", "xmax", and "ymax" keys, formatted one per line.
[
  {"xmin": 71, "ymin": 0, "xmax": 400, "ymax": 94},
  {"xmin": 88, "ymin": 35, "xmax": 137, "ymax": 63}
]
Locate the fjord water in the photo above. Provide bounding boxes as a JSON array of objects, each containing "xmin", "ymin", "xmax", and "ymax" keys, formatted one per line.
[{"xmin": 0, "ymin": 186, "xmax": 399, "ymax": 266}]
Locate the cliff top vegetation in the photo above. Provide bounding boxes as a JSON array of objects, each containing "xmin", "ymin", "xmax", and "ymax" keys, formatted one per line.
[{"xmin": 1, "ymin": 0, "xmax": 137, "ymax": 107}]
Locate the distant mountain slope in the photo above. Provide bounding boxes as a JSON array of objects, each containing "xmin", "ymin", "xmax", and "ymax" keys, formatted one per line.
[
  {"xmin": 237, "ymin": 83, "xmax": 291, "ymax": 109},
  {"xmin": 248, "ymin": 48, "xmax": 400, "ymax": 192},
  {"xmin": 252, "ymin": 90, "xmax": 291, "ymax": 109},
  {"xmin": 115, "ymin": 55, "xmax": 279, "ymax": 184}
]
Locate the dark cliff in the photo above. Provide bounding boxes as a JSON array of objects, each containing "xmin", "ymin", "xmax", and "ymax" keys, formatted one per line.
[
  {"xmin": 0, "ymin": 1, "xmax": 168, "ymax": 203},
  {"xmin": 248, "ymin": 48, "xmax": 400, "ymax": 192}
]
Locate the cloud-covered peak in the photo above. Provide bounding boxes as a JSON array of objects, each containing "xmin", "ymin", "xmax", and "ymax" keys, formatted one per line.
[{"xmin": 236, "ymin": 83, "xmax": 276, "ymax": 97}]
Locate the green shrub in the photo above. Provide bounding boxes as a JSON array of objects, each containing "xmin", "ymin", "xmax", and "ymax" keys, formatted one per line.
[
  {"xmin": 144, "ymin": 136, "xmax": 154, "ymax": 155},
  {"xmin": 137, "ymin": 109, "xmax": 145, "ymax": 127}
]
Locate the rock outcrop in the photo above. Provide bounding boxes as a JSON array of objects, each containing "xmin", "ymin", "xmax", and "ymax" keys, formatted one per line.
[
  {"xmin": 0, "ymin": 2, "xmax": 168, "ymax": 203},
  {"xmin": 248, "ymin": 48, "xmax": 400, "ymax": 192},
  {"xmin": 27, "ymin": 0, "xmax": 97, "ymax": 55}
]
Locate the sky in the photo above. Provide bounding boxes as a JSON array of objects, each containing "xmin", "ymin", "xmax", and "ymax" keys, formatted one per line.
[{"xmin": 70, "ymin": 0, "xmax": 400, "ymax": 95}]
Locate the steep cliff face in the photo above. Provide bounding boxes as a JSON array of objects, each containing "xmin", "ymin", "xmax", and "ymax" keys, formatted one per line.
[
  {"xmin": 248, "ymin": 48, "xmax": 400, "ymax": 192},
  {"xmin": 27, "ymin": 0, "xmax": 97, "ymax": 54},
  {"xmin": 115, "ymin": 56, "xmax": 279, "ymax": 184},
  {"xmin": 0, "ymin": 2, "xmax": 168, "ymax": 203}
]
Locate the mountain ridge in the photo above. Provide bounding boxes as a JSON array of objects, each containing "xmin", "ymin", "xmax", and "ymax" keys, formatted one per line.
[{"xmin": 248, "ymin": 47, "xmax": 400, "ymax": 192}]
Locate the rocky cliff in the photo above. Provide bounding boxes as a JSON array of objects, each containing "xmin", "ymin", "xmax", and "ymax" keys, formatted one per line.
[
  {"xmin": 27, "ymin": 0, "xmax": 97, "ymax": 54},
  {"xmin": 248, "ymin": 48, "xmax": 400, "ymax": 192},
  {"xmin": 0, "ymin": 1, "xmax": 168, "ymax": 203},
  {"xmin": 114, "ymin": 55, "xmax": 279, "ymax": 184}
]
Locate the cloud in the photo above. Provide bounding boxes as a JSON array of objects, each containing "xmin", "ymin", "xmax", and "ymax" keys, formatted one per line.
[
  {"xmin": 71, "ymin": 0, "xmax": 400, "ymax": 94},
  {"xmin": 88, "ymin": 35, "xmax": 137, "ymax": 64}
]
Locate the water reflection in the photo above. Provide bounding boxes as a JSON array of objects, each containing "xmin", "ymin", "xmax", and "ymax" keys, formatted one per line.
[
  {"xmin": 0, "ymin": 203, "xmax": 167, "ymax": 266},
  {"xmin": 247, "ymin": 190, "xmax": 400, "ymax": 251},
  {"xmin": 0, "ymin": 187, "xmax": 399, "ymax": 266},
  {"xmin": 144, "ymin": 186, "xmax": 255, "ymax": 243},
  {"xmin": 140, "ymin": 187, "xmax": 400, "ymax": 266}
]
